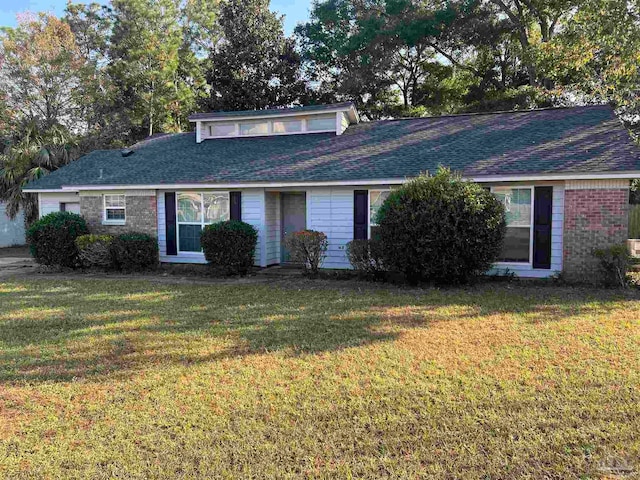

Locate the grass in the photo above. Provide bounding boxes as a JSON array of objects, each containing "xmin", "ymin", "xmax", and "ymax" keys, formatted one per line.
[{"xmin": 0, "ymin": 278, "xmax": 639, "ymax": 478}]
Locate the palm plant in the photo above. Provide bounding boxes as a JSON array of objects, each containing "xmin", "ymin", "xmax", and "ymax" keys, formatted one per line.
[{"xmin": 0, "ymin": 124, "xmax": 77, "ymax": 225}]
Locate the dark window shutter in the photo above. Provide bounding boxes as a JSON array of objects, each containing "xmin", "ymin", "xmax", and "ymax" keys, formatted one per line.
[
  {"xmin": 533, "ymin": 186, "xmax": 553, "ymax": 269},
  {"xmin": 230, "ymin": 191, "xmax": 242, "ymax": 221},
  {"xmin": 354, "ymin": 190, "xmax": 368, "ymax": 240},
  {"xmin": 165, "ymin": 192, "xmax": 177, "ymax": 256}
]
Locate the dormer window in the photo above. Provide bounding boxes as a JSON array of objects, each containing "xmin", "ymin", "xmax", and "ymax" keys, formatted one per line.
[{"xmin": 189, "ymin": 102, "xmax": 359, "ymax": 143}]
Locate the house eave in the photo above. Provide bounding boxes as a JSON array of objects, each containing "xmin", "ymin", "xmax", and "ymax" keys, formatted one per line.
[{"xmin": 23, "ymin": 170, "xmax": 640, "ymax": 194}]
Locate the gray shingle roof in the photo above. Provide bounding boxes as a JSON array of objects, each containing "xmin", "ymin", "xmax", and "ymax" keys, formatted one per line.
[
  {"xmin": 26, "ymin": 105, "xmax": 640, "ymax": 190},
  {"xmin": 188, "ymin": 102, "xmax": 355, "ymax": 120}
]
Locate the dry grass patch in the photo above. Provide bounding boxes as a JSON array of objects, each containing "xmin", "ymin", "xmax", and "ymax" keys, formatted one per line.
[{"xmin": 0, "ymin": 278, "xmax": 639, "ymax": 478}]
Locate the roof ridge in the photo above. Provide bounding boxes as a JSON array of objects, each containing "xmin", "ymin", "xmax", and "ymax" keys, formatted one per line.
[{"xmin": 364, "ymin": 104, "xmax": 612, "ymax": 124}]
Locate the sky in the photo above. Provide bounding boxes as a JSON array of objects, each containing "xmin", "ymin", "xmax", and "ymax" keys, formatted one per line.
[{"xmin": 0, "ymin": 0, "xmax": 312, "ymax": 35}]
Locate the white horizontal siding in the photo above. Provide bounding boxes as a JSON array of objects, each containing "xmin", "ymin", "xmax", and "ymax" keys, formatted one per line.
[
  {"xmin": 308, "ymin": 187, "xmax": 354, "ymax": 269},
  {"xmin": 38, "ymin": 192, "xmax": 81, "ymax": 217},
  {"xmin": 0, "ymin": 202, "xmax": 25, "ymax": 247},
  {"xmin": 158, "ymin": 189, "xmax": 264, "ymax": 266},
  {"xmin": 265, "ymin": 192, "xmax": 280, "ymax": 265}
]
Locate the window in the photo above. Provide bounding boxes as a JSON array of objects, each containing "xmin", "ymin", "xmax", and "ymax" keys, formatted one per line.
[
  {"xmin": 104, "ymin": 195, "xmax": 126, "ymax": 224},
  {"xmin": 307, "ymin": 114, "xmax": 336, "ymax": 132},
  {"xmin": 239, "ymin": 121, "xmax": 269, "ymax": 136},
  {"xmin": 176, "ymin": 192, "xmax": 229, "ymax": 252},
  {"xmin": 273, "ymin": 119, "xmax": 302, "ymax": 134},
  {"xmin": 369, "ymin": 190, "xmax": 390, "ymax": 239},
  {"xmin": 492, "ymin": 187, "xmax": 533, "ymax": 263},
  {"xmin": 209, "ymin": 123, "xmax": 236, "ymax": 137}
]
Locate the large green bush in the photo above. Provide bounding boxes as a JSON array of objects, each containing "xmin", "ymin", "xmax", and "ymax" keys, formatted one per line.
[
  {"xmin": 377, "ymin": 168, "xmax": 506, "ymax": 285},
  {"xmin": 201, "ymin": 220, "xmax": 258, "ymax": 275},
  {"xmin": 111, "ymin": 233, "xmax": 159, "ymax": 272},
  {"xmin": 26, "ymin": 212, "xmax": 89, "ymax": 267},
  {"xmin": 592, "ymin": 244, "xmax": 633, "ymax": 288},
  {"xmin": 75, "ymin": 234, "xmax": 115, "ymax": 269}
]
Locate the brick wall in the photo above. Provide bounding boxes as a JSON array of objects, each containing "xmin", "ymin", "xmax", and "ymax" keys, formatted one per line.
[
  {"xmin": 563, "ymin": 181, "xmax": 629, "ymax": 282},
  {"xmin": 80, "ymin": 194, "xmax": 158, "ymax": 237}
]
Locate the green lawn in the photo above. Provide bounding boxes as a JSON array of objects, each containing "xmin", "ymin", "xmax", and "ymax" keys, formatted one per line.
[{"xmin": 0, "ymin": 278, "xmax": 639, "ymax": 478}]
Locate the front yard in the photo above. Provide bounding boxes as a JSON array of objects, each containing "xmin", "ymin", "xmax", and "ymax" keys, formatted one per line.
[{"xmin": 0, "ymin": 278, "xmax": 639, "ymax": 478}]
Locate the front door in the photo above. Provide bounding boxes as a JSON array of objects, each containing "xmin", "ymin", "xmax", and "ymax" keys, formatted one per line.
[{"xmin": 281, "ymin": 192, "xmax": 307, "ymax": 263}]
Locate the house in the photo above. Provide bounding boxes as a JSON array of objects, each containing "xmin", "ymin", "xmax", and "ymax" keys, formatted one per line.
[
  {"xmin": 23, "ymin": 102, "xmax": 640, "ymax": 280},
  {"xmin": 0, "ymin": 202, "xmax": 26, "ymax": 248}
]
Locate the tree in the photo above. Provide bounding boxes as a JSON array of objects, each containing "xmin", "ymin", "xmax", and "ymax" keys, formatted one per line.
[
  {"xmin": 108, "ymin": 0, "xmax": 184, "ymax": 137},
  {"xmin": 205, "ymin": 0, "xmax": 307, "ymax": 111},
  {"xmin": 0, "ymin": 14, "xmax": 83, "ymax": 130},
  {"xmin": 0, "ymin": 124, "xmax": 78, "ymax": 224}
]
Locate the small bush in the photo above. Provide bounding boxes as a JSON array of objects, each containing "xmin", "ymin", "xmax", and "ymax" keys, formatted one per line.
[
  {"xmin": 76, "ymin": 234, "xmax": 115, "ymax": 268},
  {"xmin": 26, "ymin": 212, "xmax": 89, "ymax": 267},
  {"xmin": 592, "ymin": 244, "xmax": 633, "ymax": 288},
  {"xmin": 111, "ymin": 233, "xmax": 159, "ymax": 272},
  {"xmin": 284, "ymin": 230, "xmax": 328, "ymax": 276},
  {"xmin": 201, "ymin": 220, "xmax": 258, "ymax": 275},
  {"xmin": 377, "ymin": 168, "xmax": 506, "ymax": 285},
  {"xmin": 346, "ymin": 238, "xmax": 386, "ymax": 280}
]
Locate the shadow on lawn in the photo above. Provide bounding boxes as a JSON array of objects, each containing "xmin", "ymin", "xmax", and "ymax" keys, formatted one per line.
[{"xmin": 0, "ymin": 279, "xmax": 636, "ymax": 383}]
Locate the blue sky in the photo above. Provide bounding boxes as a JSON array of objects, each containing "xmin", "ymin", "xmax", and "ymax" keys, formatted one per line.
[{"xmin": 0, "ymin": 0, "xmax": 312, "ymax": 34}]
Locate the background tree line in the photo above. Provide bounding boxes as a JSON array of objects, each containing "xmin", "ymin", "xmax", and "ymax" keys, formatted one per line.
[{"xmin": 1, "ymin": 0, "xmax": 639, "ymax": 222}]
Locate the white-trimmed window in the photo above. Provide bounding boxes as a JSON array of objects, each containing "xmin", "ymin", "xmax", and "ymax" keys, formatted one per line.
[
  {"xmin": 492, "ymin": 187, "xmax": 533, "ymax": 263},
  {"xmin": 176, "ymin": 192, "xmax": 230, "ymax": 252},
  {"xmin": 307, "ymin": 114, "xmax": 336, "ymax": 132},
  {"xmin": 103, "ymin": 194, "xmax": 126, "ymax": 224},
  {"xmin": 369, "ymin": 190, "xmax": 390, "ymax": 238}
]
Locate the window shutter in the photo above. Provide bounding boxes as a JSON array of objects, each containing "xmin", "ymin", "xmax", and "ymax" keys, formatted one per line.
[
  {"xmin": 230, "ymin": 191, "xmax": 242, "ymax": 221},
  {"xmin": 165, "ymin": 192, "xmax": 177, "ymax": 256},
  {"xmin": 354, "ymin": 190, "xmax": 368, "ymax": 240},
  {"xmin": 533, "ymin": 186, "xmax": 553, "ymax": 269}
]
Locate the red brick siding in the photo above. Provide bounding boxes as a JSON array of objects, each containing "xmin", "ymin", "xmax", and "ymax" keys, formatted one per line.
[{"xmin": 563, "ymin": 188, "xmax": 629, "ymax": 281}]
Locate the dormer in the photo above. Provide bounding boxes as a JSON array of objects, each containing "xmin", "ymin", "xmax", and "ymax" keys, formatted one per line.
[{"xmin": 188, "ymin": 102, "xmax": 359, "ymax": 143}]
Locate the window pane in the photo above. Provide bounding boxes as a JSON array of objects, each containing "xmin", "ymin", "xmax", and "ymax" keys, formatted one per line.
[
  {"xmin": 499, "ymin": 227, "xmax": 531, "ymax": 262},
  {"xmin": 273, "ymin": 120, "xmax": 302, "ymax": 134},
  {"xmin": 203, "ymin": 193, "xmax": 229, "ymax": 223},
  {"xmin": 307, "ymin": 115, "xmax": 335, "ymax": 131},
  {"xmin": 210, "ymin": 123, "xmax": 236, "ymax": 137},
  {"xmin": 493, "ymin": 188, "xmax": 532, "ymax": 227},
  {"xmin": 240, "ymin": 121, "xmax": 269, "ymax": 135},
  {"xmin": 177, "ymin": 193, "xmax": 202, "ymax": 223},
  {"xmin": 106, "ymin": 209, "xmax": 125, "ymax": 221},
  {"xmin": 369, "ymin": 190, "xmax": 390, "ymax": 226},
  {"xmin": 105, "ymin": 195, "xmax": 125, "ymax": 208},
  {"xmin": 179, "ymin": 224, "xmax": 202, "ymax": 252}
]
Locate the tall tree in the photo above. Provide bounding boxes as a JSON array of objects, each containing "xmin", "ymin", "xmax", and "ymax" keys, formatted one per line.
[
  {"xmin": 0, "ymin": 14, "xmax": 83, "ymax": 130},
  {"xmin": 108, "ymin": 0, "xmax": 184, "ymax": 137},
  {"xmin": 0, "ymin": 124, "xmax": 78, "ymax": 223},
  {"xmin": 205, "ymin": 0, "xmax": 307, "ymax": 111}
]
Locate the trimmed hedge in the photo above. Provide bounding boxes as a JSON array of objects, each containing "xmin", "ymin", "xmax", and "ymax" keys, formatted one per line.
[
  {"xmin": 111, "ymin": 233, "xmax": 159, "ymax": 271},
  {"xmin": 592, "ymin": 243, "xmax": 633, "ymax": 288},
  {"xmin": 346, "ymin": 238, "xmax": 386, "ymax": 280},
  {"xmin": 201, "ymin": 220, "xmax": 258, "ymax": 275},
  {"xmin": 27, "ymin": 212, "xmax": 89, "ymax": 267},
  {"xmin": 75, "ymin": 234, "xmax": 115, "ymax": 269},
  {"xmin": 377, "ymin": 168, "xmax": 506, "ymax": 285}
]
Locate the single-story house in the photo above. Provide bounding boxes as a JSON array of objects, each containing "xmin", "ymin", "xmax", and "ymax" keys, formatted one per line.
[
  {"xmin": 0, "ymin": 202, "xmax": 26, "ymax": 248},
  {"xmin": 24, "ymin": 102, "xmax": 639, "ymax": 280}
]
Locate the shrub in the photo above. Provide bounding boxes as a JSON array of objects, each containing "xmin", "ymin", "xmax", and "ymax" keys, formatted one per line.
[
  {"xmin": 201, "ymin": 220, "xmax": 258, "ymax": 275},
  {"xmin": 346, "ymin": 238, "xmax": 386, "ymax": 280},
  {"xmin": 377, "ymin": 168, "xmax": 506, "ymax": 285},
  {"xmin": 284, "ymin": 230, "xmax": 328, "ymax": 276},
  {"xmin": 111, "ymin": 233, "xmax": 159, "ymax": 272},
  {"xmin": 26, "ymin": 212, "xmax": 89, "ymax": 267},
  {"xmin": 592, "ymin": 244, "xmax": 633, "ymax": 288},
  {"xmin": 75, "ymin": 234, "xmax": 115, "ymax": 268}
]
